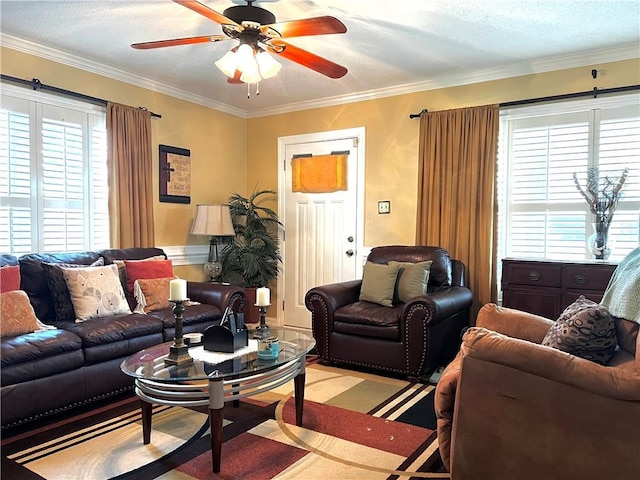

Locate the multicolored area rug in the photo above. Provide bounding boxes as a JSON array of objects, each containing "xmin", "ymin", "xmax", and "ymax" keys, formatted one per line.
[{"xmin": 2, "ymin": 360, "xmax": 449, "ymax": 479}]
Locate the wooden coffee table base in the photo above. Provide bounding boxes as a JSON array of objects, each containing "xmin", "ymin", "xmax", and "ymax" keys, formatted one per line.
[{"xmin": 137, "ymin": 357, "xmax": 307, "ymax": 473}]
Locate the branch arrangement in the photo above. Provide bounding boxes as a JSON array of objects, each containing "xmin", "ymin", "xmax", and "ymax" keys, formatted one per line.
[{"xmin": 572, "ymin": 167, "xmax": 628, "ymax": 225}]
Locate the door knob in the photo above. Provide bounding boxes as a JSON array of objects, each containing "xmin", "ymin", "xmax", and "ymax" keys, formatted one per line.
[
  {"xmin": 346, "ymin": 249, "xmax": 354, "ymax": 257},
  {"xmin": 347, "ymin": 236, "xmax": 354, "ymax": 243}
]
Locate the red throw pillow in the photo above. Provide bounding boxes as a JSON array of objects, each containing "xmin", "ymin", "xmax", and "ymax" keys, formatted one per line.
[
  {"xmin": 0, "ymin": 265, "xmax": 21, "ymax": 293},
  {"xmin": 123, "ymin": 259, "xmax": 174, "ymax": 294}
]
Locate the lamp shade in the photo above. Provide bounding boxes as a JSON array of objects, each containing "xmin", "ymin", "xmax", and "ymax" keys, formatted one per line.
[{"xmin": 190, "ymin": 204, "xmax": 235, "ymax": 237}]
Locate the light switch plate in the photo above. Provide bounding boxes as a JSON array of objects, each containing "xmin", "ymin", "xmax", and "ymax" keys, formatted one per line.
[{"xmin": 378, "ymin": 200, "xmax": 391, "ymax": 214}]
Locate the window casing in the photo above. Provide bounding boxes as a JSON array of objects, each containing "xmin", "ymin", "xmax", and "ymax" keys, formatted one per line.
[
  {"xmin": 1, "ymin": 85, "xmax": 109, "ymax": 255},
  {"xmin": 498, "ymin": 94, "xmax": 640, "ymax": 263}
]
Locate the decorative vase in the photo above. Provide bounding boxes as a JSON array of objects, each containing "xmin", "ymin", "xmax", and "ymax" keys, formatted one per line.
[{"xmin": 589, "ymin": 221, "xmax": 611, "ymax": 260}]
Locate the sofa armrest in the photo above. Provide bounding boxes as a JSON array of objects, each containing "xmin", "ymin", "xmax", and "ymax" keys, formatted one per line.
[
  {"xmin": 462, "ymin": 327, "xmax": 640, "ymax": 401},
  {"xmin": 405, "ymin": 286, "xmax": 473, "ymax": 326},
  {"xmin": 186, "ymin": 282, "xmax": 246, "ymax": 314},
  {"xmin": 476, "ymin": 303, "xmax": 554, "ymax": 343}
]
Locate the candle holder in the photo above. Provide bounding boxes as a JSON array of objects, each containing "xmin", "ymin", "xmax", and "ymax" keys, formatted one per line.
[
  {"xmin": 165, "ymin": 299, "xmax": 194, "ymax": 366},
  {"xmin": 254, "ymin": 304, "xmax": 270, "ymax": 337}
]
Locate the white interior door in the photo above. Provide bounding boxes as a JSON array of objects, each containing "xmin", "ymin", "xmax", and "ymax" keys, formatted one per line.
[{"xmin": 278, "ymin": 128, "xmax": 365, "ymax": 330}]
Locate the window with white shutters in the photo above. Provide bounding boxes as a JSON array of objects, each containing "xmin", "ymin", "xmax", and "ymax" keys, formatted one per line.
[
  {"xmin": 0, "ymin": 86, "xmax": 109, "ymax": 255},
  {"xmin": 498, "ymin": 94, "xmax": 640, "ymax": 263}
]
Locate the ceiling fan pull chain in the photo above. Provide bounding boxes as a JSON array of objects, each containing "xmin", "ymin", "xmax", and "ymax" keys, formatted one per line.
[
  {"xmin": 256, "ymin": 81, "xmax": 260, "ymax": 96},
  {"xmin": 247, "ymin": 82, "xmax": 250, "ymax": 99}
]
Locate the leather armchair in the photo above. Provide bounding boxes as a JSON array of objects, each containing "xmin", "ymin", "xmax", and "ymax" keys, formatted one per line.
[
  {"xmin": 305, "ymin": 246, "xmax": 473, "ymax": 380},
  {"xmin": 435, "ymin": 303, "xmax": 640, "ymax": 480}
]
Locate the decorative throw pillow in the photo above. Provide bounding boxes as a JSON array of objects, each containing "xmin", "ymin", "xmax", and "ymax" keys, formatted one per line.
[
  {"xmin": 359, "ymin": 261, "xmax": 401, "ymax": 307},
  {"xmin": 388, "ymin": 260, "xmax": 433, "ymax": 304},
  {"xmin": 1, "ymin": 290, "xmax": 53, "ymax": 337},
  {"xmin": 542, "ymin": 295, "xmax": 617, "ymax": 365},
  {"xmin": 133, "ymin": 277, "xmax": 176, "ymax": 314},
  {"xmin": 0, "ymin": 265, "xmax": 21, "ymax": 293},
  {"xmin": 42, "ymin": 258, "xmax": 105, "ymax": 322},
  {"xmin": 123, "ymin": 259, "xmax": 174, "ymax": 295},
  {"xmin": 113, "ymin": 255, "xmax": 166, "ymax": 291},
  {"xmin": 61, "ymin": 264, "xmax": 131, "ymax": 322}
]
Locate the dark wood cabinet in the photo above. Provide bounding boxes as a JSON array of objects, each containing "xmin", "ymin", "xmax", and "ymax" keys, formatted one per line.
[{"xmin": 501, "ymin": 258, "xmax": 617, "ymax": 319}]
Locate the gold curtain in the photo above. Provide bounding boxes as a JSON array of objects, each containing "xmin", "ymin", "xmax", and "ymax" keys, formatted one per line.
[
  {"xmin": 416, "ymin": 104, "xmax": 499, "ymax": 318},
  {"xmin": 106, "ymin": 102, "xmax": 155, "ymax": 248}
]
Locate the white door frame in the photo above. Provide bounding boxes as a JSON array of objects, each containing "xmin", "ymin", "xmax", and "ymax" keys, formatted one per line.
[{"xmin": 277, "ymin": 127, "xmax": 366, "ymax": 326}]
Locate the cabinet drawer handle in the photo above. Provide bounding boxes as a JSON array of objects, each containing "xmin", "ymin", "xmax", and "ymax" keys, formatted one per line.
[
  {"xmin": 528, "ymin": 271, "xmax": 541, "ymax": 281},
  {"xmin": 573, "ymin": 274, "xmax": 588, "ymax": 285}
]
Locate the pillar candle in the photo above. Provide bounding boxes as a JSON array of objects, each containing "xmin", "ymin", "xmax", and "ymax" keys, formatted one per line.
[
  {"xmin": 169, "ymin": 278, "xmax": 187, "ymax": 301},
  {"xmin": 256, "ymin": 287, "xmax": 270, "ymax": 306}
]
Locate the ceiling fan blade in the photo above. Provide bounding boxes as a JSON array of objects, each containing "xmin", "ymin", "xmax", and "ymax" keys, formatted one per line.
[
  {"xmin": 263, "ymin": 16, "xmax": 347, "ymax": 38},
  {"xmin": 227, "ymin": 70, "xmax": 244, "ymax": 84},
  {"xmin": 269, "ymin": 40, "xmax": 347, "ymax": 79},
  {"xmin": 173, "ymin": 0, "xmax": 240, "ymax": 27},
  {"xmin": 131, "ymin": 35, "xmax": 227, "ymax": 49}
]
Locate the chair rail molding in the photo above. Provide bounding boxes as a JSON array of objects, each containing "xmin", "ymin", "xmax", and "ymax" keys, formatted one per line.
[{"xmin": 161, "ymin": 245, "xmax": 208, "ymax": 267}]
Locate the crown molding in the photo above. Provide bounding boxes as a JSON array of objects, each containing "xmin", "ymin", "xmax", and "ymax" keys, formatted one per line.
[
  {"xmin": 248, "ymin": 42, "xmax": 640, "ymax": 118},
  {"xmin": 2, "ymin": 33, "xmax": 637, "ymax": 120},
  {"xmin": 0, "ymin": 34, "xmax": 247, "ymax": 119}
]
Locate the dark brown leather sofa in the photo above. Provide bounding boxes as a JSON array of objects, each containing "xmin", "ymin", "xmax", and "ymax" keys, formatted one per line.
[
  {"xmin": 1, "ymin": 247, "xmax": 246, "ymax": 429},
  {"xmin": 305, "ymin": 246, "xmax": 472, "ymax": 380}
]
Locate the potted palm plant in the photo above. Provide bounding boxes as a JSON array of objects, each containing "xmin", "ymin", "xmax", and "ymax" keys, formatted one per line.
[{"xmin": 219, "ymin": 189, "xmax": 282, "ymax": 319}]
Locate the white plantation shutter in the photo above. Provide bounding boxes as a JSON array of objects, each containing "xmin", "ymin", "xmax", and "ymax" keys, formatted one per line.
[
  {"xmin": 499, "ymin": 95, "xmax": 640, "ymax": 263},
  {"xmin": 0, "ymin": 86, "xmax": 109, "ymax": 254}
]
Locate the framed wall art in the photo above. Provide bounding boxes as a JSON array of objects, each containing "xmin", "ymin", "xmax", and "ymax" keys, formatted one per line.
[{"xmin": 159, "ymin": 144, "xmax": 191, "ymax": 204}]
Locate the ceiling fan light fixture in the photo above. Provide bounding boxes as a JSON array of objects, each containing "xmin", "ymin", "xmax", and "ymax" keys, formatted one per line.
[
  {"xmin": 215, "ymin": 49, "xmax": 238, "ymax": 78},
  {"xmin": 256, "ymin": 48, "xmax": 281, "ymax": 79},
  {"xmin": 236, "ymin": 43, "xmax": 262, "ymax": 83}
]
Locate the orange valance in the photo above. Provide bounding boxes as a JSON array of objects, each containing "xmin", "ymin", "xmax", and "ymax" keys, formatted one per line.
[{"xmin": 291, "ymin": 154, "xmax": 348, "ymax": 193}]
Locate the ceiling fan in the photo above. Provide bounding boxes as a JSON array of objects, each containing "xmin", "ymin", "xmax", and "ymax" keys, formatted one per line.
[{"xmin": 131, "ymin": 0, "xmax": 348, "ymax": 85}]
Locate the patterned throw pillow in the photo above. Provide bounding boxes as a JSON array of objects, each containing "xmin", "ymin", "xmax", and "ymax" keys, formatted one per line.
[
  {"xmin": 0, "ymin": 265, "xmax": 21, "ymax": 293},
  {"xmin": 542, "ymin": 295, "xmax": 617, "ymax": 365},
  {"xmin": 1, "ymin": 290, "xmax": 53, "ymax": 337},
  {"xmin": 42, "ymin": 258, "xmax": 105, "ymax": 322},
  {"xmin": 133, "ymin": 277, "xmax": 175, "ymax": 314},
  {"xmin": 61, "ymin": 264, "xmax": 131, "ymax": 322}
]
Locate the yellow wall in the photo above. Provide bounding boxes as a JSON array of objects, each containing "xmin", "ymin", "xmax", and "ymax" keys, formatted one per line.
[
  {"xmin": 2, "ymin": 47, "xmax": 639, "ymax": 278},
  {"xmin": 247, "ymin": 58, "xmax": 640, "ymax": 247}
]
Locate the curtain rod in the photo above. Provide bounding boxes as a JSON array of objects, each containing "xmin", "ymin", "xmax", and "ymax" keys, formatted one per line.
[
  {"xmin": 0, "ymin": 74, "xmax": 162, "ymax": 119},
  {"xmin": 408, "ymin": 84, "xmax": 640, "ymax": 119}
]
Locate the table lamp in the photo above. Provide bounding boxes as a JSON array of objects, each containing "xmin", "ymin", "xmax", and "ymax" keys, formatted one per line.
[{"xmin": 190, "ymin": 204, "xmax": 235, "ymax": 281}]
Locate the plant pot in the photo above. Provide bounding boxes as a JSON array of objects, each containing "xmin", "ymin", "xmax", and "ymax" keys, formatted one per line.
[{"xmin": 243, "ymin": 287, "xmax": 260, "ymax": 324}]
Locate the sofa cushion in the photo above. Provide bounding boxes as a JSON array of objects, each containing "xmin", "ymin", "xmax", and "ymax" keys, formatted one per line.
[
  {"xmin": 58, "ymin": 313, "xmax": 164, "ymax": 347},
  {"xmin": 18, "ymin": 251, "xmax": 103, "ymax": 324},
  {"xmin": 1, "ymin": 290, "xmax": 53, "ymax": 337},
  {"xmin": 359, "ymin": 261, "xmax": 401, "ymax": 307},
  {"xmin": 61, "ymin": 264, "xmax": 131, "ymax": 322},
  {"xmin": 42, "ymin": 258, "xmax": 105, "ymax": 323},
  {"xmin": 334, "ymin": 301, "xmax": 402, "ymax": 340},
  {"xmin": 133, "ymin": 277, "xmax": 175, "ymax": 313},
  {"xmin": 1, "ymin": 328, "xmax": 82, "ymax": 368},
  {"xmin": 0, "ymin": 265, "xmax": 21, "ymax": 292},
  {"xmin": 542, "ymin": 296, "xmax": 617, "ymax": 365},
  {"xmin": 389, "ymin": 260, "xmax": 432, "ymax": 304}
]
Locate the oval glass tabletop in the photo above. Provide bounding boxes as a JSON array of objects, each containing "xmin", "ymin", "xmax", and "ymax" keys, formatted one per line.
[{"xmin": 121, "ymin": 326, "xmax": 315, "ymax": 382}]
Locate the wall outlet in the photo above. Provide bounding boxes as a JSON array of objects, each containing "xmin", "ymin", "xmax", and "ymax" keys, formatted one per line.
[{"xmin": 378, "ymin": 200, "xmax": 391, "ymax": 214}]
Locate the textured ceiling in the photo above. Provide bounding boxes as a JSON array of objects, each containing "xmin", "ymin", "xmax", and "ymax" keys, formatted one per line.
[{"xmin": 1, "ymin": 0, "xmax": 639, "ymax": 117}]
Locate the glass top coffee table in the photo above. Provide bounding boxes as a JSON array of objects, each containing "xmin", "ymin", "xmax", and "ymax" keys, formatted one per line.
[{"xmin": 121, "ymin": 326, "xmax": 315, "ymax": 473}]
